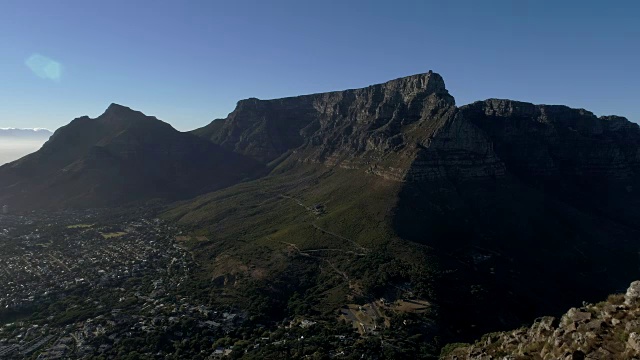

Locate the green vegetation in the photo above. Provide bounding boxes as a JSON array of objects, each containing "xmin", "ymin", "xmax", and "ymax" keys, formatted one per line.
[
  {"xmin": 163, "ymin": 165, "xmax": 443, "ymax": 356},
  {"xmin": 67, "ymin": 223, "xmax": 94, "ymax": 229},
  {"xmin": 166, "ymin": 165, "xmax": 439, "ymax": 308},
  {"xmin": 100, "ymin": 231, "xmax": 127, "ymax": 239},
  {"xmin": 164, "ymin": 152, "xmax": 640, "ymax": 356}
]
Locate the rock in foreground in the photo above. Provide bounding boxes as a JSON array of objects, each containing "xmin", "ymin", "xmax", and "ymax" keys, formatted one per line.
[{"xmin": 442, "ymin": 281, "xmax": 640, "ymax": 359}]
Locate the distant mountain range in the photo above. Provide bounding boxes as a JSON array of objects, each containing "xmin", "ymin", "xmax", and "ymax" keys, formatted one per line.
[
  {"xmin": 0, "ymin": 128, "xmax": 52, "ymax": 139},
  {"xmin": 1, "ymin": 72, "xmax": 639, "ymax": 351}
]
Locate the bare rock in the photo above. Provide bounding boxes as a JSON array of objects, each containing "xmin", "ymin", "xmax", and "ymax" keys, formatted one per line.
[
  {"xmin": 628, "ymin": 332, "xmax": 640, "ymax": 352},
  {"xmin": 625, "ymin": 281, "xmax": 640, "ymax": 306}
]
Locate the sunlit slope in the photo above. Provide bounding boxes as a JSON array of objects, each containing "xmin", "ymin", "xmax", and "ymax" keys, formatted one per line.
[
  {"xmin": 165, "ymin": 164, "xmax": 440, "ymax": 318},
  {"xmin": 167, "ymin": 162, "xmax": 640, "ymax": 347}
]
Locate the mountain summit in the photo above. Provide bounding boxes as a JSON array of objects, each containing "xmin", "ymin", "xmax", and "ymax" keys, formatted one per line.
[
  {"xmin": 192, "ymin": 71, "xmax": 465, "ymax": 176},
  {"xmin": 0, "ymin": 104, "xmax": 263, "ymax": 209},
  {"xmin": 193, "ymin": 72, "xmax": 639, "ymax": 188}
]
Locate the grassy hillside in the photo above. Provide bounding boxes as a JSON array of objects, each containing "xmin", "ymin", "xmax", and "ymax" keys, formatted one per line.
[
  {"xmin": 166, "ymin": 159, "xmax": 640, "ymax": 351},
  {"xmin": 165, "ymin": 164, "xmax": 440, "ymax": 324}
]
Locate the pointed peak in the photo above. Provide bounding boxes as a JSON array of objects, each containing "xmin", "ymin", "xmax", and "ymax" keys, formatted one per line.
[
  {"xmin": 103, "ymin": 103, "xmax": 138, "ymax": 115},
  {"xmin": 98, "ymin": 103, "xmax": 155, "ymax": 124}
]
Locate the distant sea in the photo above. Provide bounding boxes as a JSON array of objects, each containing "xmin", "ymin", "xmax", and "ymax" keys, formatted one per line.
[{"xmin": 0, "ymin": 141, "xmax": 45, "ymax": 165}]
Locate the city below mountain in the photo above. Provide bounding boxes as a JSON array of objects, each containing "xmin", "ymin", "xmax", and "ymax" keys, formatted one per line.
[{"xmin": 1, "ymin": 72, "xmax": 639, "ymax": 358}]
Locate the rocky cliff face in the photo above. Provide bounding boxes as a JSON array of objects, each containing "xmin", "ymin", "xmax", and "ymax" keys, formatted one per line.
[
  {"xmin": 195, "ymin": 73, "xmax": 639, "ymax": 189},
  {"xmin": 443, "ymin": 281, "xmax": 640, "ymax": 359},
  {"xmin": 194, "ymin": 72, "xmax": 507, "ymax": 182},
  {"xmin": 462, "ymin": 99, "xmax": 640, "ymax": 183},
  {"xmin": 194, "ymin": 72, "xmax": 453, "ymax": 162}
]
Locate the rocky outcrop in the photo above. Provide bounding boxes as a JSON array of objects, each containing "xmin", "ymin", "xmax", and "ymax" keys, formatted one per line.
[
  {"xmin": 194, "ymin": 72, "xmax": 454, "ymax": 164},
  {"xmin": 194, "ymin": 72, "xmax": 510, "ymax": 182},
  {"xmin": 442, "ymin": 281, "xmax": 640, "ymax": 359},
  {"xmin": 461, "ymin": 99, "xmax": 640, "ymax": 182},
  {"xmin": 4, "ymin": 71, "xmax": 639, "ymax": 211},
  {"xmin": 625, "ymin": 281, "xmax": 640, "ymax": 306},
  {"xmin": 195, "ymin": 73, "xmax": 639, "ymax": 188}
]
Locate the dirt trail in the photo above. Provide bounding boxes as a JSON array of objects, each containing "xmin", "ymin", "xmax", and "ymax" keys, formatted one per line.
[
  {"xmin": 280, "ymin": 194, "xmax": 369, "ymax": 254},
  {"xmin": 280, "ymin": 241, "xmax": 349, "ymax": 281},
  {"xmin": 311, "ymin": 224, "xmax": 368, "ymax": 253}
]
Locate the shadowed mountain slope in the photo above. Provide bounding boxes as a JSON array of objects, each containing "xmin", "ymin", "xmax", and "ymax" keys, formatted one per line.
[{"xmin": 0, "ymin": 104, "xmax": 264, "ymax": 209}]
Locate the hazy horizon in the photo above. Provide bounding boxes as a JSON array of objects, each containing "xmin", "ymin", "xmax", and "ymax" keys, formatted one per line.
[
  {"xmin": 0, "ymin": 129, "xmax": 52, "ymax": 164},
  {"xmin": 0, "ymin": 139, "xmax": 47, "ymax": 165}
]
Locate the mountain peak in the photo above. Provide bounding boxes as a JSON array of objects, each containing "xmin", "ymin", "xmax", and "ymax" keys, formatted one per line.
[
  {"xmin": 94, "ymin": 103, "xmax": 171, "ymax": 133},
  {"xmin": 102, "ymin": 103, "xmax": 140, "ymax": 116},
  {"xmin": 392, "ymin": 70, "xmax": 445, "ymax": 88}
]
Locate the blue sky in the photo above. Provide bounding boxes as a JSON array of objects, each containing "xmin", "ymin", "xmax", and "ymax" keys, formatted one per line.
[{"xmin": 0, "ymin": 0, "xmax": 638, "ymax": 131}]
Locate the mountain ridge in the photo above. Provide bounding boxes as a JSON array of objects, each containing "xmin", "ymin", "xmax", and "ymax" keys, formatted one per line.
[
  {"xmin": 0, "ymin": 104, "xmax": 264, "ymax": 209},
  {"xmin": 192, "ymin": 72, "xmax": 639, "ymax": 189}
]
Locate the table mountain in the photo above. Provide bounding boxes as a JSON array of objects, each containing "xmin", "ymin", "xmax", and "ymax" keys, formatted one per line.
[
  {"xmin": 192, "ymin": 71, "xmax": 505, "ymax": 182},
  {"xmin": 0, "ymin": 104, "xmax": 264, "ymax": 209},
  {"xmin": 173, "ymin": 72, "xmax": 640, "ymax": 348}
]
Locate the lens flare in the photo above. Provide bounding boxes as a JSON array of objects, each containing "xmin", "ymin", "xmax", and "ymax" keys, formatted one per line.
[{"xmin": 25, "ymin": 54, "xmax": 62, "ymax": 81}]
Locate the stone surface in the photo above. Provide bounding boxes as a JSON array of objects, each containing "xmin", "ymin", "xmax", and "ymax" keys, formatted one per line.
[
  {"xmin": 625, "ymin": 281, "xmax": 640, "ymax": 305},
  {"xmin": 194, "ymin": 73, "xmax": 639, "ymax": 190},
  {"xmin": 443, "ymin": 281, "xmax": 640, "ymax": 359},
  {"xmin": 628, "ymin": 332, "xmax": 640, "ymax": 352}
]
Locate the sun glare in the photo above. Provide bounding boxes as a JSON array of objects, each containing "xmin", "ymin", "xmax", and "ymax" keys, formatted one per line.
[{"xmin": 25, "ymin": 53, "xmax": 62, "ymax": 82}]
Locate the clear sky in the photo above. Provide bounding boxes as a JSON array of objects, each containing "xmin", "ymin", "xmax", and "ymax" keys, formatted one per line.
[{"xmin": 0, "ymin": 0, "xmax": 638, "ymax": 131}]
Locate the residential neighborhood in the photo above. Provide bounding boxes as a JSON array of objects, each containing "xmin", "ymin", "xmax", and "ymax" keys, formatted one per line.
[{"xmin": 0, "ymin": 210, "xmax": 248, "ymax": 359}]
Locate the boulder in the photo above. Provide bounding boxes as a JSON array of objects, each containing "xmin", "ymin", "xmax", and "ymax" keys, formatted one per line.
[
  {"xmin": 627, "ymin": 332, "xmax": 640, "ymax": 352},
  {"xmin": 625, "ymin": 281, "xmax": 640, "ymax": 306}
]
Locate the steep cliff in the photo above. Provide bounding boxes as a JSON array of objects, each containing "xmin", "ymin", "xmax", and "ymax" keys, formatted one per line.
[
  {"xmin": 195, "ymin": 73, "xmax": 639, "ymax": 190},
  {"xmin": 193, "ymin": 72, "xmax": 506, "ymax": 182},
  {"xmin": 462, "ymin": 99, "xmax": 640, "ymax": 183}
]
